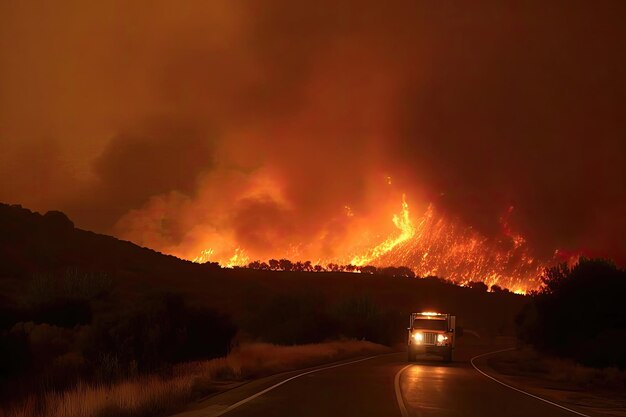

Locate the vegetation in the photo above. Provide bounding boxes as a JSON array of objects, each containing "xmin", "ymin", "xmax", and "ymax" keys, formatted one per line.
[
  {"xmin": 517, "ymin": 258, "xmax": 626, "ymax": 369},
  {"xmin": 241, "ymin": 293, "xmax": 403, "ymax": 346},
  {"xmin": 0, "ymin": 287, "xmax": 236, "ymax": 400},
  {"xmin": 0, "ymin": 202, "xmax": 529, "ymax": 415},
  {"xmin": 488, "ymin": 347, "xmax": 626, "ymax": 392},
  {"xmin": 0, "ymin": 340, "xmax": 389, "ymax": 417},
  {"xmin": 245, "ymin": 259, "xmax": 417, "ymax": 278}
]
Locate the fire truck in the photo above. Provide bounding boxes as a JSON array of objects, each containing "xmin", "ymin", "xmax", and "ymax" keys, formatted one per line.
[{"xmin": 407, "ymin": 312, "xmax": 456, "ymax": 362}]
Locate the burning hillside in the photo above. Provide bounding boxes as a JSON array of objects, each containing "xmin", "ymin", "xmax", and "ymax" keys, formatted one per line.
[
  {"xmin": 188, "ymin": 193, "xmax": 546, "ymax": 292},
  {"xmin": 355, "ymin": 199, "xmax": 543, "ymax": 292}
]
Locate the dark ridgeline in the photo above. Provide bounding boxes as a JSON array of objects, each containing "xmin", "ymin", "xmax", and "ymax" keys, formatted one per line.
[{"xmin": 0, "ymin": 203, "xmax": 217, "ymax": 277}]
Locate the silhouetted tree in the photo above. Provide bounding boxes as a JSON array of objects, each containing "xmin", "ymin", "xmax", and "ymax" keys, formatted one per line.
[
  {"xmin": 278, "ymin": 259, "xmax": 293, "ymax": 271},
  {"xmin": 396, "ymin": 266, "xmax": 416, "ymax": 278},
  {"xmin": 380, "ymin": 266, "xmax": 398, "ymax": 276},
  {"xmin": 517, "ymin": 258, "xmax": 626, "ymax": 368},
  {"xmin": 490, "ymin": 284, "xmax": 510, "ymax": 293},
  {"xmin": 361, "ymin": 265, "xmax": 377, "ymax": 274},
  {"xmin": 247, "ymin": 260, "xmax": 262, "ymax": 270},
  {"xmin": 268, "ymin": 259, "xmax": 280, "ymax": 270}
]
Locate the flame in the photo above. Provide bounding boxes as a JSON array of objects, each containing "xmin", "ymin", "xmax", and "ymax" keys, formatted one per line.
[
  {"xmin": 227, "ymin": 248, "xmax": 249, "ymax": 267},
  {"xmin": 344, "ymin": 197, "xmax": 543, "ymax": 290},
  {"xmin": 350, "ymin": 194, "xmax": 417, "ymax": 266},
  {"xmin": 189, "ymin": 192, "xmax": 547, "ymax": 291},
  {"xmin": 192, "ymin": 249, "xmax": 214, "ymax": 263}
]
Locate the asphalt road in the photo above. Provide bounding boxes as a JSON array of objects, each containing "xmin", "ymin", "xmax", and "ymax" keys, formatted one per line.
[{"xmin": 174, "ymin": 346, "xmax": 591, "ymax": 417}]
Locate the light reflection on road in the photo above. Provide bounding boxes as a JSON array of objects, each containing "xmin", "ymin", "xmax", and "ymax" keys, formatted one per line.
[{"xmin": 402, "ymin": 362, "xmax": 460, "ymax": 416}]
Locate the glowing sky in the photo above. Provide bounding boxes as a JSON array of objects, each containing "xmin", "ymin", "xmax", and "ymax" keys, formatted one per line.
[{"xmin": 1, "ymin": 1, "xmax": 625, "ymax": 272}]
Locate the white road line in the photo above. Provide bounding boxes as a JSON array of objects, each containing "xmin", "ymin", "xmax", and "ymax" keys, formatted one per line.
[
  {"xmin": 394, "ymin": 364, "xmax": 412, "ymax": 417},
  {"xmin": 470, "ymin": 348, "xmax": 590, "ymax": 417},
  {"xmin": 211, "ymin": 354, "xmax": 387, "ymax": 416}
]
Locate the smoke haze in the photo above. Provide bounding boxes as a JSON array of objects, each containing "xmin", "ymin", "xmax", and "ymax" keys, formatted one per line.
[{"xmin": 1, "ymin": 1, "xmax": 625, "ymax": 270}]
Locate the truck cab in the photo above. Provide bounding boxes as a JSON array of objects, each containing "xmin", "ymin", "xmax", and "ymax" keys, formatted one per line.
[{"xmin": 407, "ymin": 312, "xmax": 456, "ymax": 362}]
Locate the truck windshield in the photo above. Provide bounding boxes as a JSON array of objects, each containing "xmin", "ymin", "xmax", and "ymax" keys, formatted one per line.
[{"xmin": 413, "ymin": 319, "xmax": 447, "ymax": 331}]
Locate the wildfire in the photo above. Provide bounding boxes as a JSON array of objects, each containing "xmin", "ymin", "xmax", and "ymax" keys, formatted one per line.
[
  {"xmin": 190, "ymin": 193, "xmax": 546, "ymax": 292},
  {"xmin": 350, "ymin": 194, "xmax": 417, "ymax": 266},
  {"xmin": 192, "ymin": 249, "xmax": 214, "ymax": 263},
  {"xmin": 227, "ymin": 248, "xmax": 249, "ymax": 267},
  {"xmin": 343, "ymin": 198, "xmax": 543, "ymax": 290}
]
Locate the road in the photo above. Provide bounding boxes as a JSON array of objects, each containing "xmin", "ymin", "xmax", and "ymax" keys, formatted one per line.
[{"xmin": 173, "ymin": 345, "xmax": 591, "ymax": 417}]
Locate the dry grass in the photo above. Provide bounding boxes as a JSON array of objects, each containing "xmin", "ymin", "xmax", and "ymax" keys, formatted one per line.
[
  {"xmin": 1, "ymin": 340, "xmax": 390, "ymax": 417},
  {"xmin": 488, "ymin": 347, "xmax": 626, "ymax": 391}
]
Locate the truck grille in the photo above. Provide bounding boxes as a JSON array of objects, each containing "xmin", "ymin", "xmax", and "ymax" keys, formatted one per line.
[{"xmin": 423, "ymin": 332, "xmax": 437, "ymax": 345}]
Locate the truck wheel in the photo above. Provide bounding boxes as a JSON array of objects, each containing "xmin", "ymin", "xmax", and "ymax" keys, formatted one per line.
[
  {"xmin": 408, "ymin": 349, "xmax": 416, "ymax": 362},
  {"xmin": 443, "ymin": 350, "xmax": 452, "ymax": 363}
]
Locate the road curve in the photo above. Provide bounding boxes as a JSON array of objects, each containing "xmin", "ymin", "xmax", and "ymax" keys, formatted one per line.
[{"xmin": 173, "ymin": 347, "xmax": 594, "ymax": 417}]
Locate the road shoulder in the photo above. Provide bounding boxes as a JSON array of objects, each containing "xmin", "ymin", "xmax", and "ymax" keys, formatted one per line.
[
  {"xmin": 170, "ymin": 353, "xmax": 399, "ymax": 417},
  {"xmin": 473, "ymin": 349, "xmax": 626, "ymax": 417}
]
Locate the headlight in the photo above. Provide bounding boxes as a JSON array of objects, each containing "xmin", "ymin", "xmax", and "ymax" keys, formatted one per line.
[
  {"xmin": 413, "ymin": 332, "xmax": 423, "ymax": 342},
  {"xmin": 437, "ymin": 334, "xmax": 448, "ymax": 343}
]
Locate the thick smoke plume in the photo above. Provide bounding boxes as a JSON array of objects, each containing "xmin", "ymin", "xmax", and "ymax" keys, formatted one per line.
[{"xmin": 1, "ymin": 1, "xmax": 625, "ymax": 280}]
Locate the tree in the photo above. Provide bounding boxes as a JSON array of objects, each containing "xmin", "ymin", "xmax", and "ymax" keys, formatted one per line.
[
  {"xmin": 327, "ymin": 263, "xmax": 339, "ymax": 272},
  {"xmin": 361, "ymin": 265, "xmax": 377, "ymax": 275},
  {"xmin": 247, "ymin": 260, "xmax": 262, "ymax": 270},
  {"xmin": 517, "ymin": 258, "xmax": 626, "ymax": 368},
  {"xmin": 268, "ymin": 259, "xmax": 280, "ymax": 270},
  {"xmin": 397, "ymin": 266, "xmax": 416, "ymax": 278},
  {"xmin": 278, "ymin": 259, "xmax": 293, "ymax": 271},
  {"xmin": 490, "ymin": 284, "xmax": 510, "ymax": 293}
]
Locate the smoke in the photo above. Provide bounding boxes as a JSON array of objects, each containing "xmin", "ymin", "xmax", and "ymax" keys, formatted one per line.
[{"xmin": 1, "ymin": 1, "xmax": 625, "ymax": 266}]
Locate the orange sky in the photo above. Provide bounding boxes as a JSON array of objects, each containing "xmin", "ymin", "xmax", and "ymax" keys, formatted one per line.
[{"xmin": 1, "ymin": 1, "xmax": 625, "ymax": 273}]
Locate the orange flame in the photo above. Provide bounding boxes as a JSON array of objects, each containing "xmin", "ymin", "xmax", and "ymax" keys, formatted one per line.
[
  {"xmin": 191, "ymin": 193, "xmax": 545, "ymax": 292},
  {"xmin": 350, "ymin": 194, "xmax": 417, "ymax": 266},
  {"xmin": 342, "ymin": 197, "xmax": 543, "ymax": 291}
]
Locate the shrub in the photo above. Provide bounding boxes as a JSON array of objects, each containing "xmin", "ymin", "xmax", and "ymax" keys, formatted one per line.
[
  {"xmin": 23, "ymin": 268, "xmax": 112, "ymax": 328},
  {"xmin": 241, "ymin": 292, "xmax": 335, "ymax": 345},
  {"xmin": 87, "ymin": 293, "xmax": 236, "ymax": 376},
  {"xmin": 517, "ymin": 258, "xmax": 626, "ymax": 369},
  {"xmin": 334, "ymin": 297, "xmax": 379, "ymax": 338}
]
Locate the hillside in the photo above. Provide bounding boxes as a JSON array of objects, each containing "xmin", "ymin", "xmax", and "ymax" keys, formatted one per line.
[
  {"xmin": 0, "ymin": 203, "xmax": 527, "ymax": 337},
  {"xmin": 0, "ymin": 202, "xmax": 532, "ymax": 407}
]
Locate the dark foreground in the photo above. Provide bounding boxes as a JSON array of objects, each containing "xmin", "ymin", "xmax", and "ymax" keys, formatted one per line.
[{"xmin": 172, "ymin": 343, "xmax": 594, "ymax": 417}]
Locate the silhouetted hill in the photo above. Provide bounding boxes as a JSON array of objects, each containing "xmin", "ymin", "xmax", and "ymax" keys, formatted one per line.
[
  {"xmin": 0, "ymin": 202, "xmax": 527, "ymax": 337},
  {"xmin": 0, "ymin": 203, "xmax": 200, "ymax": 276}
]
